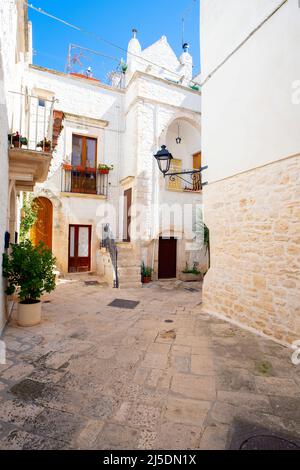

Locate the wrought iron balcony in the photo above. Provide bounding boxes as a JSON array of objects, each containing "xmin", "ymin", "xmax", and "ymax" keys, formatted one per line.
[
  {"xmin": 167, "ymin": 168, "xmax": 202, "ymax": 192},
  {"xmin": 61, "ymin": 165, "xmax": 109, "ymax": 197},
  {"xmin": 7, "ymin": 91, "xmax": 55, "ymax": 190}
]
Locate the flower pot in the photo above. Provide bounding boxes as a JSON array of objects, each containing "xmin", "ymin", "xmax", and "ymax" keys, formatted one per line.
[
  {"xmin": 142, "ymin": 276, "xmax": 152, "ymax": 284},
  {"xmin": 13, "ymin": 140, "xmax": 21, "ymax": 148},
  {"xmin": 179, "ymin": 272, "xmax": 203, "ymax": 282},
  {"xmin": 99, "ymin": 169, "xmax": 109, "ymax": 175},
  {"xmin": 17, "ymin": 301, "xmax": 41, "ymax": 327},
  {"xmin": 63, "ymin": 164, "xmax": 73, "ymax": 171}
]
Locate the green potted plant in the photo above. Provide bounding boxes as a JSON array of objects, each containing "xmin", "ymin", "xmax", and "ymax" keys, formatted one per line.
[
  {"xmin": 98, "ymin": 164, "xmax": 113, "ymax": 175},
  {"xmin": 141, "ymin": 262, "xmax": 153, "ymax": 284},
  {"xmin": 3, "ymin": 240, "xmax": 56, "ymax": 327},
  {"xmin": 8, "ymin": 132, "xmax": 28, "ymax": 148},
  {"xmin": 120, "ymin": 58, "xmax": 128, "ymax": 74},
  {"xmin": 37, "ymin": 138, "xmax": 52, "ymax": 152},
  {"xmin": 179, "ymin": 263, "xmax": 203, "ymax": 282}
]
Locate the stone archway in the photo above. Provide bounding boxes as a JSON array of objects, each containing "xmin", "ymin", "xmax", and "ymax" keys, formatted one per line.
[{"xmin": 31, "ymin": 197, "xmax": 53, "ymax": 250}]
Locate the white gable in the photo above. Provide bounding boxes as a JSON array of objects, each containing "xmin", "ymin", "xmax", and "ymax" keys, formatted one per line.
[{"xmin": 141, "ymin": 36, "xmax": 180, "ymax": 75}]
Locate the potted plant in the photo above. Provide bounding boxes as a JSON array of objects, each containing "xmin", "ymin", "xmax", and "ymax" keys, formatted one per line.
[
  {"xmin": 62, "ymin": 163, "xmax": 73, "ymax": 171},
  {"xmin": 86, "ymin": 167, "xmax": 97, "ymax": 173},
  {"xmin": 98, "ymin": 164, "xmax": 113, "ymax": 174},
  {"xmin": 3, "ymin": 240, "xmax": 56, "ymax": 327},
  {"xmin": 179, "ymin": 263, "xmax": 204, "ymax": 282},
  {"xmin": 8, "ymin": 132, "xmax": 28, "ymax": 148},
  {"xmin": 120, "ymin": 58, "xmax": 128, "ymax": 74},
  {"xmin": 37, "ymin": 138, "xmax": 52, "ymax": 152},
  {"xmin": 141, "ymin": 262, "xmax": 153, "ymax": 284}
]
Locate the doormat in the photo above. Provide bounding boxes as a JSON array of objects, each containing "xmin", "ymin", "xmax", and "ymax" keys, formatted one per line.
[
  {"xmin": 229, "ymin": 420, "xmax": 300, "ymax": 450},
  {"xmin": 108, "ymin": 299, "xmax": 140, "ymax": 310},
  {"xmin": 84, "ymin": 281, "xmax": 100, "ymax": 286}
]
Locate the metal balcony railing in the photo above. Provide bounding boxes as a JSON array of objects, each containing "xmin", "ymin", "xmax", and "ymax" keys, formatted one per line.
[
  {"xmin": 167, "ymin": 168, "xmax": 202, "ymax": 192},
  {"xmin": 61, "ymin": 166, "xmax": 109, "ymax": 197},
  {"xmin": 8, "ymin": 91, "xmax": 56, "ymax": 152}
]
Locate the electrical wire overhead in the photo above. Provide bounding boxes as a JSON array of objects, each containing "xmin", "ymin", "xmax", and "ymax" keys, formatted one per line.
[{"xmin": 25, "ymin": 1, "xmax": 201, "ymax": 87}]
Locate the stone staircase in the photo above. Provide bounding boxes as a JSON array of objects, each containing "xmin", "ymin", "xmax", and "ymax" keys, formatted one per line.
[{"xmin": 117, "ymin": 243, "xmax": 142, "ymax": 289}]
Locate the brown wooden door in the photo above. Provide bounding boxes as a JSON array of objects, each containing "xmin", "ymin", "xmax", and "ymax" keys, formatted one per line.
[
  {"xmin": 31, "ymin": 197, "xmax": 53, "ymax": 250},
  {"xmin": 158, "ymin": 237, "xmax": 177, "ymax": 279},
  {"xmin": 193, "ymin": 152, "xmax": 202, "ymax": 191},
  {"xmin": 68, "ymin": 225, "xmax": 92, "ymax": 273},
  {"xmin": 124, "ymin": 188, "xmax": 132, "ymax": 242}
]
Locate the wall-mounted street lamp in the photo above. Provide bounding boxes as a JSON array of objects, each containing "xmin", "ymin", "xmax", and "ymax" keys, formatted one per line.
[
  {"xmin": 154, "ymin": 145, "xmax": 208, "ymax": 187},
  {"xmin": 154, "ymin": 145, "xmax": 174, "ymax": 176}
]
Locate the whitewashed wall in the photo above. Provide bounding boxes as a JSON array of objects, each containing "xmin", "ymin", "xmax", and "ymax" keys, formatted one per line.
[
  {"xmin": 0, "ymin": 0, "xmax": 23, "ymax": 332},
  {"xmin": 201, "ymin": 0, "xmax": 300, "ymax": 183}
]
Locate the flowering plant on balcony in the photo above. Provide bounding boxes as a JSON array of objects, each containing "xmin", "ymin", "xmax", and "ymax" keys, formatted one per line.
[
  {"xmin": 8, "ymin": 132, "xmax": 28, "ymax": 148},
  {"xmin": 37, "ymin": 138, "xmax": 52, "ymax": 152},
  {"xmin": 62, "ymin": 163, "xmax": 73, "ymax": 171},
  {"xmin": 98, "ymin": 164, "xmax": 113, "ymax": 174}
]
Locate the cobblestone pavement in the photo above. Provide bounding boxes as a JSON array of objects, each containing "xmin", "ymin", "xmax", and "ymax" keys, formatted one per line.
[{"xmin": 0, "ymin": 278, "xmax": 300, "ymax": 450}]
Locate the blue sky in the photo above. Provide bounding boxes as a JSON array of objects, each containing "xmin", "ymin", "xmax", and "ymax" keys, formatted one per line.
[{"xmin": 28, "ymin": 0, "xmax": 200, "ymax": 84}]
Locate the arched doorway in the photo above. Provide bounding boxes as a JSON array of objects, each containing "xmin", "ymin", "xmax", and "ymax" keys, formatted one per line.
[{"xmin": 31, "ymin": 197, "xmax": 53, "ymax": 250}]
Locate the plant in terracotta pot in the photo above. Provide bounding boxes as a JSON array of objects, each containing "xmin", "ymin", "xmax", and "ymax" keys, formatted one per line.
[
  {"xmin": 98, "ymin": 164, "xmax": 113, "ymax": 174},
  {"xmin": 141, "ymin": 262, "xmax": 153, "ymax": 284},
  {"xmin": 37, "ymin": 138, "xmax": 52, "ymax": 152},
  {"xmin": 3, "ymin": 240, "xmax": 56, "ymax": 327},
  {"xmin": 8, "ymin": 132, "xmax": 28, "ymax": 148},
  {"xmin": 62, "ymin": 163, "xmax": 73, "ymax": 171}
]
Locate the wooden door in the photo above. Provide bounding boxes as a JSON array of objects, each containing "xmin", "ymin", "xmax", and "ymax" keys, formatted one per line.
[
  {"xmin": 158, "ymin": 237, "xmax": 177, "ymax": 279},
  {"xmin": 31, "ymin": 197, "xmax": 53, "ymax": 250},
  {"xmin": 68, "ymin": 225, "xmax": 92, "ymax": 273},
  {"xmin": 193, "ymin": 152, "xmax": 202, "ymax": 191},
  {"xmin": 124, "ymin": 188, "xmax": 132, "ymax": 242}
]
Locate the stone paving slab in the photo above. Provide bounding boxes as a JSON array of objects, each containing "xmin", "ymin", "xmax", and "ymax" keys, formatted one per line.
[{"xmin": 0, "ymin": 278, "xmax": 299, "ymax": 450}]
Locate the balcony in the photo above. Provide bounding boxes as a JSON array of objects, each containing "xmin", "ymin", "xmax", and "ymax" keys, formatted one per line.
[
  {"xmin": 8, "ymin": 91, "xmax": 57, "ymax": 190},
  {"xmin": 61, "ymin": 166, "xmax": 109, "ymax": 198},
  {"xmin": 167, "ymin": 168, "xmax": 202, "ymax": 193}
]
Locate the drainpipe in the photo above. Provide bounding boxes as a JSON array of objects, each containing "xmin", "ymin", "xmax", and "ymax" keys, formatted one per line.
[{"xmin": 151, "ymin": 104, "xmax": 160, "ymax": 274}]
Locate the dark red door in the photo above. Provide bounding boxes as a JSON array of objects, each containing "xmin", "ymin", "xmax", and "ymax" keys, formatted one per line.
[
  {"xmin": 68, "ymin": 225, "xmax": 92, "ymax": 273},
  {"xmin": 158, "ymin": 237, "xmax": 177, "ymax": 279}
]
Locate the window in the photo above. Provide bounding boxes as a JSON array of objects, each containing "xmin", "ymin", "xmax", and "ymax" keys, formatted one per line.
[
  {"xmin": 72, "ymin": 135, "xmax": 97, "ymax": 169},
  {"xmin": 38, "ymin": 98, "xmax": 46, "ymax": 108},
  {"xmin": 167, "ymin": 159, "xmax": 182, "ymax": 191},
  {"xmin": 71, "ymin": 135, "xmax": 98, "ymax": 194}
]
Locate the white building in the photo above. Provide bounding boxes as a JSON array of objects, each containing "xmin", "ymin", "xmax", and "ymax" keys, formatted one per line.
[
  {"xmin": 200, "ymin": 0, "xmax": 300, "ymax": 345},
  {"xmin": 19, "ymin": 27, "xmax": 203, "ymax": 286},
  {"xmin": 0, "ymin": 1, "xmax": 51, "ymax": 333}
]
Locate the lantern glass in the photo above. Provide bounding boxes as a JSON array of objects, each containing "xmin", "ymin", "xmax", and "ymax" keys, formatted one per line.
[{"xmin": 154, "ymin": 145, "xmax": 173, "ymax": 176}]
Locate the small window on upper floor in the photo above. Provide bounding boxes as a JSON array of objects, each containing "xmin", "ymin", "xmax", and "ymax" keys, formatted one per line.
[{"xmin": 38, "ymin": 98, "xmax": 46, "ymax": 108}]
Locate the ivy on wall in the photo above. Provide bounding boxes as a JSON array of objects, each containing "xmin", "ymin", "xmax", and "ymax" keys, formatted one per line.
[{"xmin": 20, "ymin": 194, "xmax": 38, "ymax": 242}]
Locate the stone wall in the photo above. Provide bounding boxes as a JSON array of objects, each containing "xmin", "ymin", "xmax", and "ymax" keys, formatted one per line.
[{"xmin": 202, "ymin": 154, "xmax": 300, "ymax": 345}]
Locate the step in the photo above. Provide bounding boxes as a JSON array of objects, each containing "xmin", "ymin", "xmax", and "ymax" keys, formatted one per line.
[
  {"xmin": 119, "ymin": 282, "xmax": 142, "ymax": 289},
  {"xmin": 118, "ymin": 266, "xmax": 141, "ymax": 275},
  {"xmin": 119, "ymin": 276, "xmax": 141, "ymax": 283}
]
